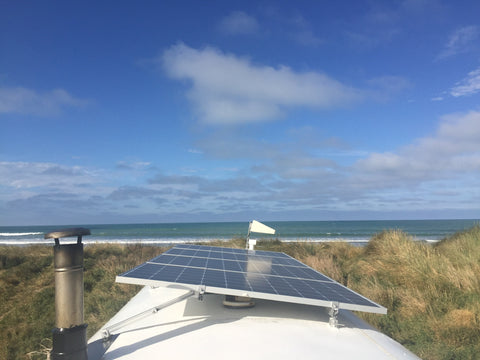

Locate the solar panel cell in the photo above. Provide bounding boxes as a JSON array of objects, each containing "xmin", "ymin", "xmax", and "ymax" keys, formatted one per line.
[
  {"xmin": 223, "ymin": 261, "xmax": 243, "ymax": 272},
  {"xmin": 268, "ymin": 276, "xmax": 302, "ymax": 297},
  {"xmin": 150, "ymin": 254, "xmax": 174, "ymax": 264},
  {"xmin": 149, "ymin": 265, "xmax": 183, "ymax": 282},
  {"xmin": 206, "ymin": 258, "xmax": 223, "ymax": 270},
  {"xmin": 247, "ymin": 274, "xmax": 277, "ymax": 294},
  {"xmin": 221, "ymin": 252, "xmax": 237, "ymax": 260},
  {"xmin": 123, "ymin": 263, "xmax": 160, "ymax": 279},
  {"xmin": 170, "ymin": 256, "xmax": 192, "ymax": 266},
  {"xmin": 233, "ymin": 254, "xmax": 248, "ymax": 262},
  {"xmin": 175, "ymin": 267, "xmax": 202, "ymax": 284},
  {"xmin": 203, "ymin": 269, "xmax": 226, "ymax": 288},
  {"xmin": 165, "ymin": 248, "xmax": 184, "ymax": 255},
  {"xmin": 188, "ymin": 257, "xmax": 208, "ymax": 268},
  {"xmin": 225, "ymin": 271, "xmax": 251, "ymax": 291}
]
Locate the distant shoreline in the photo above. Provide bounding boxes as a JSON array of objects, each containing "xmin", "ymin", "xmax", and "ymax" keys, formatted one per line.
[{"xmin": 1, "ymin": 219, "xmax": 477, "ymax": 246}]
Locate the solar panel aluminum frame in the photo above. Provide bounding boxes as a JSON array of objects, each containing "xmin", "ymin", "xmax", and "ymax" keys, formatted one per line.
[
  {"xmin": 116, "ymin": 245, "xmax": 387, "ymax": 315},
  {"xmin": 116, "ymin": 275, "xmax": 386, "ymax": 314}
]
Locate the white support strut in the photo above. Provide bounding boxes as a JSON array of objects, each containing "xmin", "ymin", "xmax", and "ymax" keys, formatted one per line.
[{"xmin": 101, "ymin": 290, "xmax": 195, "ymax": 340}]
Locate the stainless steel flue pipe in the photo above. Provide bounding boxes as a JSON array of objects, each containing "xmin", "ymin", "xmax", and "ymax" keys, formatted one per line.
[{"xmin": 45, "ymin": 228, "xmax": 90, "ymax": 360}]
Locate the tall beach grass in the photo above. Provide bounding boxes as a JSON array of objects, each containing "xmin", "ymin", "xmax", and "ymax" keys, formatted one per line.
[{"xmin": 0, "ymin": 244, "xmax": 161, "ymax": 360}]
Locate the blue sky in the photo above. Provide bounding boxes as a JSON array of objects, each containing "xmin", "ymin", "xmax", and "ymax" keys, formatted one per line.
[{"xmin": 1, "ymin": 0, "xmax": 480, "ymax": 225}]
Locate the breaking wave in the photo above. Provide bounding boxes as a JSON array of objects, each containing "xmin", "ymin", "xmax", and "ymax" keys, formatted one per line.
[{"xmin": 0, "ymin": 232, "xmax": 43, "ymax": 236}]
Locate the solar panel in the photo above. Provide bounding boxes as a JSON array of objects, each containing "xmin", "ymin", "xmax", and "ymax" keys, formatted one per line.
[{"xmin": 116, "ymin": 244, "xmax": 387, "ymax": 314}]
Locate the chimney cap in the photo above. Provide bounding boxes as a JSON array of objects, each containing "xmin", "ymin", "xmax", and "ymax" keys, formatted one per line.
[{"xmin": 45, "ymin": 227, "xmax": 91, "ymax": 240}]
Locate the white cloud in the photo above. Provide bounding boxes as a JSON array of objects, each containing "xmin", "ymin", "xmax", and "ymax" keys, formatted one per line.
[
  {"xmin": 116, "ymin": 161, "xmax": 152, "ymax": 170},
  {"xmin": 450, "ymin": 67, "xmax": 480, "ymax": 97},
  {"xmin": 355, "ymin": 110, "xmax": 480, "ymax": 185},
  {"xmin": 0, "ymin": 162, "xmax": 101, "ymax": 198},
  {"xmin": 0, "ymin": 86, "xmax": 87, "ymax": 117},
  {"xmin": 437, "ymin": 25, "xmax": 479, "ymax": 60},
  {"xmin": 162, "ymin": 43, "xmax": 362, "ymax": 124},
  {"xmin": 218, "ymin": 11, "xmax": 259, "ymax": 35}
]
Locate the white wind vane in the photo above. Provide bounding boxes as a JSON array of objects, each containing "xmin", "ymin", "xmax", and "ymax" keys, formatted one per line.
[{"xmin": 246, "ymin": 220, "xmax": 276, "ymax": 250}]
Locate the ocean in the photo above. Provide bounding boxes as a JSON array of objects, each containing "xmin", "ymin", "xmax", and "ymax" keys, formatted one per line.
[{"xmin": 0, "ymin": 219, "xmax": 478, "ymax": 246}]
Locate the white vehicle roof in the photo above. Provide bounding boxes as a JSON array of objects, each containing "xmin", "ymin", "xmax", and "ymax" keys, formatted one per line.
[{"xmin": 88, "ymin": 285, "xmax": 420, "ymax": 360}]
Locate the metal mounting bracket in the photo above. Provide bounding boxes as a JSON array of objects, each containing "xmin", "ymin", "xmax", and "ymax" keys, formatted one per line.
[
  {"xmin": 329, "ymin": 302, "xmax": 340, "ymax": 328},
  {"xmin": 196, "ymin": 285, "xmax": 206, "ymax": 301}
]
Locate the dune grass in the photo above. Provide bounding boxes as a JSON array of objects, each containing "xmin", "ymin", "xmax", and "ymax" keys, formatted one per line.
[
  {"xmin": 1, "ymin": 226, "xmax": 480, "ymax": 359},
  {"xmin": 349, "ymin": 228, "xmax": 480, "ymax": 359},
  {"xmin": 0, "ymin": 244, "xmax": 162, "ymax": 360}
]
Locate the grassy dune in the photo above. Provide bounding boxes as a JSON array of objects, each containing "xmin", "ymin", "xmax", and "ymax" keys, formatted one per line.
[
  {"xmin": 1, "ymin": 226, "xmax": 479, "ymax": 359},
  {"xmin": 0, "ymin": 244, "xmax": 162, "ymax": 360}
]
